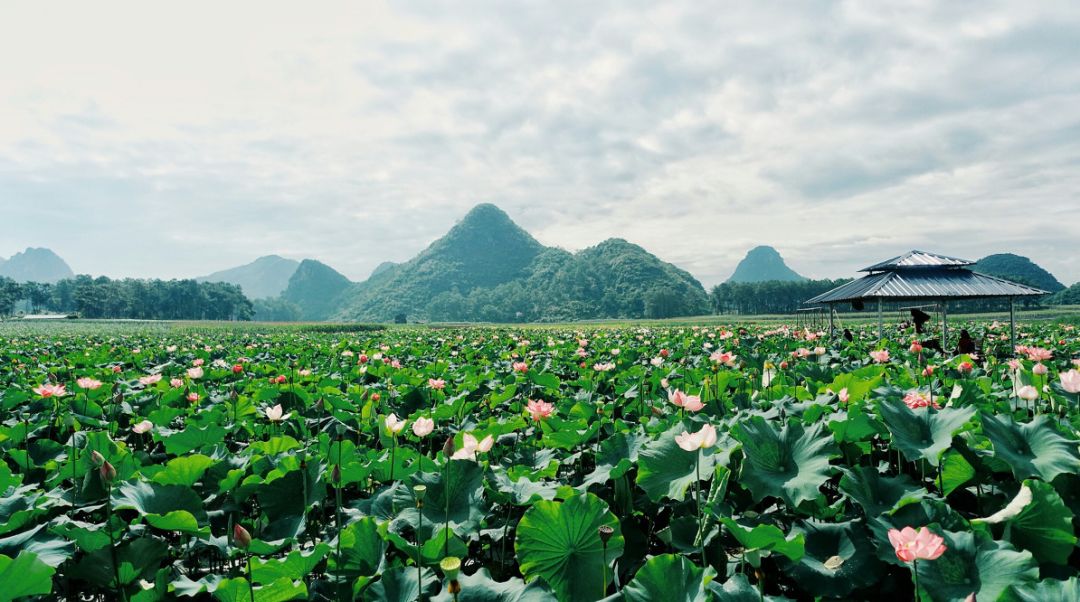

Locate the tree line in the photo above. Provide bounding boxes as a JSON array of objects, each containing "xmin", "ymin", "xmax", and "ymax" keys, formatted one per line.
[
  {"xmin": 0, "ymin": 275, "xmax": 253, "ymax": 320},
  {"xmin": 710, "ymin": 279, "xmax": 853, "ymax": 314}
]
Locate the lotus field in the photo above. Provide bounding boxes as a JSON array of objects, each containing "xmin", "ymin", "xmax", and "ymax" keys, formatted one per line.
[{"xmin": 3, "ymin": 320, "xmax": 1080, "ymax": 602}]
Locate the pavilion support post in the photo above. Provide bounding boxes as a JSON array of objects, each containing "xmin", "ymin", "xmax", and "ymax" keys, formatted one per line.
[
  {"xmin": 1009, "ymin": 297, "xmax": 1016, "ymax": 351},
  {"xmin": 941, "ymin": 300, "xmax": 949, "ymax": 352},
  {"xmin": 828, "ymin": 304, "xmax": 835, "ymax": 339},
  {"xmin": 877, "ymin": 298, "xmax": 883, "ymax": 342}
]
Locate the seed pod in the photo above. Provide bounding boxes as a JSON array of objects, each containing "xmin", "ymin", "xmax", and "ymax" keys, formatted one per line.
[
  {"xmin": 598, "ymin": 525, "xmax": 614, "ymax": 545},
  {"xmin": 440, "ymin": 556, "xmax": 461, "ymax": 581},
  {"xmin": 233, "ymin": 524, "xmax": 252, "ymax": 549},
  {"xmin": 413, "ymin": 484, "xmax": 427, "ymax": 502}
]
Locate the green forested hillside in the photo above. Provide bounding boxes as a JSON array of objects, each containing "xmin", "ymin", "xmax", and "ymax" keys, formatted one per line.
[
  {"xmin": 974, "ymin": 253, "xmax": 1064, "ymax": 292},
  {"xmin": 332, "ymin": 205, "xmax": 710, "ymax": 322},
  {"xmin": 281, "ymin": 259, "xmax": 352, "ymax": 320}
]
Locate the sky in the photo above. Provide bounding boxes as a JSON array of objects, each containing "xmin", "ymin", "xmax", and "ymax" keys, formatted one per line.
[{"xmin": 2, "ymin": 0, "xmax": 1079, "ymax": 288}]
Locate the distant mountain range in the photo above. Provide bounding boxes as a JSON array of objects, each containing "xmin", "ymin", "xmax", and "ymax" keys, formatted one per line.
[
  {"xmin": 6, "ymin": 213, "xmax": 1072, "ymax": 322},
  {"xmin": 196, "ymin": 255, "xmax": 301, "ymax": 299},
  {"xmin": 0, "ymin": 247, "xmax": 74, "ymax": 283},
  {"xmin": 726, "ymin": 246, "xmax": 805, "ymax": 283}
]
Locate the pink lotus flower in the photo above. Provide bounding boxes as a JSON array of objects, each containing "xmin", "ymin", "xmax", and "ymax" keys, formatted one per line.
[
  {"xmin": 186, "ymin": 367, "xmax": 204, "ymax": 379},
  {"xmin": 139, "ymin": 374, "xmax": 162, "ymax": 386},
  {"xmin": 958, "ymin": 361, "xmax": 973, "ymax": 373},
  {"xmin": 909, "ymin": 341, "xmax": 923, "ymax": 354},
  {"xmin": 793, "ymin": 348, "xmax": 811, "ymax": 359},
  {"xmin": 1017, "ymin": 385, "xmax": 1039, "ymax": 401},
  {"xmin": 264, "ymin": 404, "xmax": 291, "ymax": 422},
  {"xmin": 1032, "ymin": 363, "xmax": 1048, "ymax": 376},
  {"xmin": 33, "ymin": 383, "xmax": 66, "ymax": 397},
  {"xmin": 668, "ymin": 389, "xmax": 705, "ymax": 412},
  {"xmin": 451, "ymin": 433, "xmax": 494, "ymax": 460},
  {"xmin": 385, "ymin": 413, "xmax": 406, "ymax": 434},
  {"xmin": 233, "ymin": 524, "xmax": 252, "ymax": 549},
  {"xmin": 814, "ymin": 346, "xmax": 826, "ymax": 356},
  {"xmin": 112, "ymin": 365, "xmax": 122, "ymax": 373},
  {"xmin": 838, "ymin": 388, "xmax": 849, "ymax": 403},
  {"xmin": 650, "ymin": 357, "xmax": 664, "ymax": 367},
  {"xmin": 675, "ymin": 424, "xmax": 718, "ymax": 451},
  {"xmin": 1007, "ymin": 359, "xmax": 1021, "ymax": 371},
  {"xmin": 869, "ymin": 350, "xmax": 890, "ymax": 363},
  {"xmin": 903, "ymin": 391, "xmax": 940, "ymax": 410},
  {"xmin": 1025, "ymin": 347, "xmax": 1052, "ymax": 362},
  {"xmin": 710, "ymin": 350, "xmax": 737, "ymax": 366},
  {"xmin": 99, "ymin": 460, "xmax": 117, "ymax": 483},
  {"xmin": 412, "ymin": 417, "xmax": 435, "ymax": 437},
  {"xmin": 358, "ymin": 353, "xmax": 369, "ymax": 364},
  {"xmin": 186, "ymin": 392, "xmax": 200, "ymax": 403},
  {"xmin": 526, "ymin": 399, "xmax": 555, "ymax": 421},
  {"xmin": 512, "ymin": 361, "xmax": 529, "ymax": 373},
  {"xmin": 192, "ymin": 358, "xmax": 205, "ymax": 367},
  {"xmin": 428, "ymin": 378, "xmax": 446, "ymax": 390},
  {"xmin": 922, "ymin": 365, "xmax": 935, "ymax": 377},
  {"xmin": 77, "ymin": 377, "xmax": 102, "ymax": 390},
  {"xmin": 170, "ymin": 378, "xmax": 183, "ymax": 388},
  {"xmin": 887, "ymin": 526, "xmax": 946, "ymax": 562},
  {"xmin": 1061, "ymin": 370, "xmax": 1080, "ymax": 394},
  {"xmin": 132, "ymin": 420, "xmax": 153, "ymax": 434},
  {"xmin": 593, "ymin": 362, "xmax": 616, "ymax": 372},
  {"xmin": 391, "ymin": 359, "xmax": 402, "ymax": 369}
]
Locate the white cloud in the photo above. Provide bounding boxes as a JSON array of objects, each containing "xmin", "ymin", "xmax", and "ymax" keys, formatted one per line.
[{"xmin": 1, "ymin": 0, "xmax": 1078, "ymax": 287}]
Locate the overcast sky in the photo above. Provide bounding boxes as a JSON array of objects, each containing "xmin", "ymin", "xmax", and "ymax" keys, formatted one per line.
[{"xmin": 2, "ymin": 1, "xmax": 1079, "ymax": 287}]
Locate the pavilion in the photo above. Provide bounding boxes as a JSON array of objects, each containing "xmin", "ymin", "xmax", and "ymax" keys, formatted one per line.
[{"xmin": 804, "ymin": 250, "xmax": 1048, "ymax": 349}]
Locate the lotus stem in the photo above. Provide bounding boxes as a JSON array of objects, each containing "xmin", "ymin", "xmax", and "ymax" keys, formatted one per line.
[
  {"xmin": 246, "ymin": 554, "xmax": 255, "ymax": 602},
  {"xmin": 912, "ymin": 559, "xmax": 919, "ymax": 602}
]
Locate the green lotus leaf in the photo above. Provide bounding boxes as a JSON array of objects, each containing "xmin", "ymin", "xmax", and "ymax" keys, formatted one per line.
[
  {"xmin": 915, "ymin": 530, "xmax": 1037, "ymax": 602},
  {"xmin": 734, "ymin": 415, "xmax": 837, "ymax": 506},
  {"xmin": 0, "ymin": 551, "xmax": 54, "ymax": 601},
  {"xmin": 877, "ymin": 402, "xmax": 974, "ymax": 466},
  {"xmin": 515, "ymin": 493, "xmax": 624, "ymax": 602},
  {"xmin": 621, "ymin": 553, "xmax": 709, "ymax": 602},
  {"xmin": 775, "ymin": 520, "xmax": 883, "ymax": 598},
  {"xmin": 973, "ymin": 479, "xmax": 1077, "ymax": 566},
  {"xmin": 979, "ymin": 412, "xmax": 1080, "ymax": 481},
  {"xmin": 636, "ymin": 423, "xmax": 717, "ymax": 503}
]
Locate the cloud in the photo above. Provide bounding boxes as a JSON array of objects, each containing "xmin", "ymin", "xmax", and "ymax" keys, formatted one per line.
[{"xmin": 0, "ymin": 0, "xmax": 1078, "ymax": 288}]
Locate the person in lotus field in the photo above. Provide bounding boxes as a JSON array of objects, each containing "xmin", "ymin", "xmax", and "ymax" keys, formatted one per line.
[{"xmin": 956, "ymin": 329, "xmax": 976, "ymax": 355}]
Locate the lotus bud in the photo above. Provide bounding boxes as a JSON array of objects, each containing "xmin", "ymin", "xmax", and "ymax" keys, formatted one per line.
[
  {"xmin": 442, "ymin": 436, "xmax": 455, "ymax": 458},
  {"xmin": 331, "ymin": 464, "xmax": 342, "ymax": 485},
  {"xmin": 598, "ymin": 525, "xmax": 614, "ymax": 545},
  {"xmin": 233, "ymin": 524, "xmax": 252, "ymax": 549},
  {"xmin": 440, "ymin": 556, "xmax": 461, "ymax": 581},
  {"xmin": 99, "ymin": 460, "xmax": 116, "ymax": 483},
  {"xmin": 90, "ymin": 450, "xmax": 105, "ymax": 466}
]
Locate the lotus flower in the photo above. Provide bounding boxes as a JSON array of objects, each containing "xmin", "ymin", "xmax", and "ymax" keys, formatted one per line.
[
  {"xmin": 170, "ymin": 378, "xmax": 183, "ymax": 388},
  {"xmin": 264, "ymin": 404, "xmax": 291, "ymax": 422},
  {"xmin": 139, "ymin": 374, "xmax": 162, "ymax": 386},
  {"xmin": 593, "ymin": 362, "xmax": 616, "ymax": 372},
  {"xmin": 675, "ymin": 424, "xmax": 718, "ymax": 451},
  {"xmin": 958, "ymin": 361, "xmax": 973, "ymax": 373},
  {"xmin": 1007, "ymin": 359, "xmax": 1021, "ymax": 371},
  {"xmin": 903, "ymin": 390, "xmax": 940, "ymax": 410},
  {"xmin": 814, "ymin": 346, "xmax": 826, "ymax": 356},
  {"xmin": 1060, "ymin": 370, "xmax": 1080, "ymax": 394},
  {"xmin": 100, "ymin": 460, "xmax": 117, "ymax": 483},
  {"xmin": 709, "ymin": 350, "xmax": 737, "ymax": 366},
  {"xmin": 526, "ymin": 399, "xmax": 555, "ymax": 421},
  {"xmin": 887, "ymin": 526, "xmax": 946, "ymax": 562},
  {"xmin": 451, "ymin": 433, "xmax": 494, "ymax": 460},
  {"xmin": 33, "ymin": 383, "xmax": 67, "ymax": 397},
  {"xmin": 1032, "ymin": 363, "xmax": 1048, "ymax": 375},
  {"xmin": 909, "ymin": 341, "xmax": 923, "ymax": 354},
  {"xmin": 650, "ymin": 356, "xmax": 664, "ymax": 367},
  {"xmin": 838, "ymin": 388, "xmax": 849, "ymax": 403},
  {"xmin": 186, "ymin": 392, "xmax": 200, "ymax": 403},
  {"xmin": 412, "ymin": 416, "xmax": 435, "ymax": 437},
  {"xmin": 428, "ymin": 378, "xmax": 446, "ymax": 390},
  {"xmin": 187, "ymin": 367, "xmax": 204, "ymax": 379},
  {"xmin": 132, "ymin": 420, "xmax": 154, "ymax": 434},
  {"xmin": 90, "ymin": 450, "xmax": 105, "ymax": 465},
  {"xmin": 76, "ymin": 377, "xmax": 102, "ymax": 390},
  {"xmin": 233, "ymin": 524, "xmax": 252, "ymax": 549},
  {"xmin": 869, "ymin": 350, "xmax": 890, "ymax": 363},
  {"xmin": 512, "ymin": 361, "xmax": 529, "ymax": 373},
  {"xmin": 1017, "ymin": 385, "xmax": 1039, "ymax": 401},
  {"xmin": 1025, "ymin": 347, "xmax": 1053, "ymax": 362},
  {"xmin": 668, "ymin": 389, "xmax": 704, "ymax": 412},
  {"xmin": 385, "ymin": 413, "xmax": 406, "ymax": 434}
]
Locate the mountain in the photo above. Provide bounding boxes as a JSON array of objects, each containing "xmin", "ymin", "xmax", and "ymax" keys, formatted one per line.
[
  {"xmin": 974, "ymin": 253, "xmax": 1064, "ymax": 292},
  {"xmin": 726, "ymin": 246, "xmax": 805, "ymax": 283},
  {"xmin": 281, "ymin": 259, "xmax": 353, "ymax": 320},
  {"xmin": 196, "ymin": 255, "xmax": 300, "ymax": 299},
  {"xmin": 0, "ymin": 247, "xmax": 75, "ymax": 283},
  {"xmin": 331, "ymin": 204, "xmax": 710, "ymax": 322},
  {"xmin": 369, "ymin": 261, "xmax": 398, "ymax": 278}
]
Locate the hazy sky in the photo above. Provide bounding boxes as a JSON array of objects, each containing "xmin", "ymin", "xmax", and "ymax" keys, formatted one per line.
[{"xmin": 2, "ymin": 1, "xmax": 1079, "ymax": 287}]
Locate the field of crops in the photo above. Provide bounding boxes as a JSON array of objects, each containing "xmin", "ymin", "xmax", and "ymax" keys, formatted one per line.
[{"xmin": 2, "ymin": 318, "xmax": 1079, "ymax": 601}]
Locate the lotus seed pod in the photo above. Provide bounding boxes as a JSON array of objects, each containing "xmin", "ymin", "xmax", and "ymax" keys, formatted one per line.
[
  {"xmin": 598, "ymin": 525, "xmax": 614, "ymax": 544},
  {"xmin": 440, "ymin": 556, "xmax": 461, "ymax": 580},
  {"xmin": 413, "ymin": 484, "xmax": 427, "ymax": 501}
]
